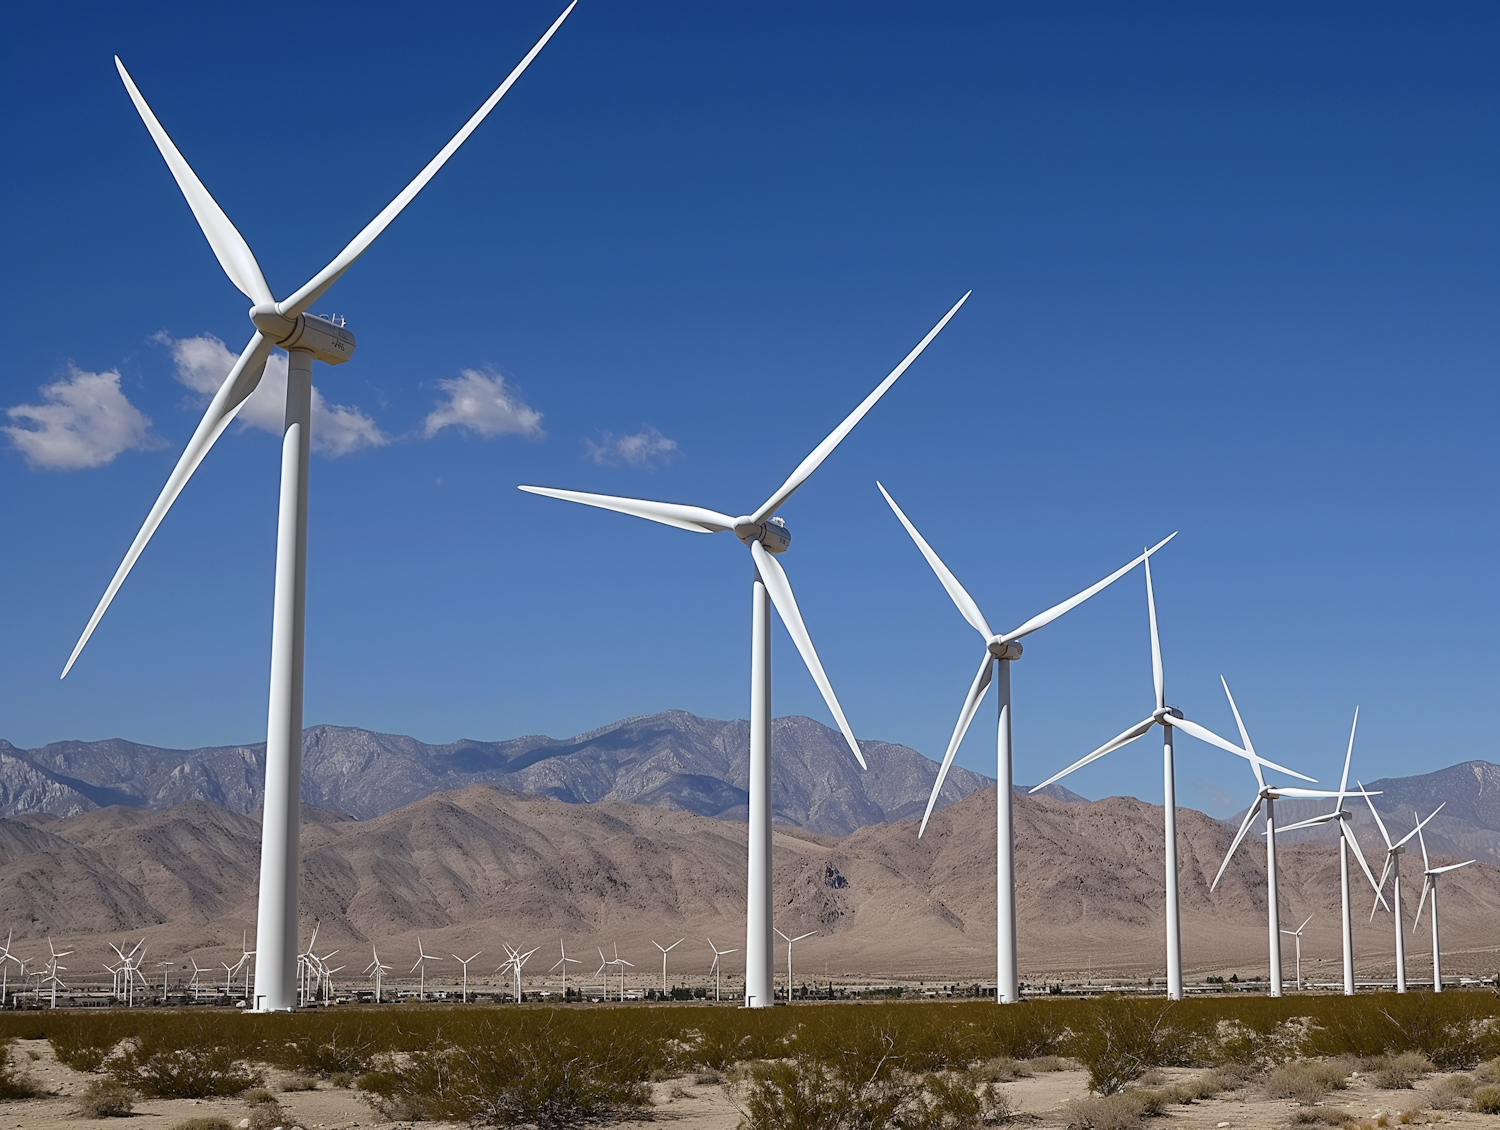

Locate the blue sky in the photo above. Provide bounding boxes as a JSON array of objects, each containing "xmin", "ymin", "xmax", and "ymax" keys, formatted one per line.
[{"xmin": 2, "ymin": 2, "xmax": 1495, "ymax": 818}]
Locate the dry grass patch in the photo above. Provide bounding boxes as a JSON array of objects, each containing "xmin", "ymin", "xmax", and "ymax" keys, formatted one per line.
[
  {"xmin": 72, "ymin": 1079, "xmax": 135, "ymax": 1118},
  {"xmin": 1266, "ymin": 1058, "xmax": 1355, "ymax": 1104},
  {"xmin": 169, "ymin": 1119, "xmax": 234, "ymax": 1130},
  {"xmin": 1365, "ymin": 1052, "xmax": 1433, "ymax": 1089},
  {"xmin": 1470, "ymin": 1084, "xmax": 1500, "ymax": 1113}
]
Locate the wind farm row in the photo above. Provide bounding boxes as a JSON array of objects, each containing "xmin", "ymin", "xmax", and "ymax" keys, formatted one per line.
[{"xmin": 38, "ymin": 1, "xmax": 1491, "ymax": 1018}]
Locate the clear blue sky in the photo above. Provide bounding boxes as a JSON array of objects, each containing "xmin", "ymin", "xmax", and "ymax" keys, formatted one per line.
[{"xmin": 2, "ymin": 2, "xmax": 1495, "ymax": 818}]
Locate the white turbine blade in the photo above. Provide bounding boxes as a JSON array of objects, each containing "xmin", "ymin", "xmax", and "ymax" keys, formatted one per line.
[
  {"xmin": 918, "ymin": 650, "xmax": 993, "ymax": 836},
  {"xmin": 1211, "ymin": 798, "xmax": 1263, "ymax": 892},
  {"xmin": 517, "ymin": 485, "xmax": 736, "ymax": 533},
  {"xmin": 1004, "ymin": 533, "xmax": 1177, "ymax": 643},
  {"xmin": 279, "ymin": 2, "xmax": 577, "ymax": 319},
  {"xmin": 1029, "ymin": 715, "xmax": 1157, "ymax": 794},
  {"xmin": 1338, "ymin": 706, "xmax": 1358, "ymax": 807},
  {"xmin": 1413, "ymin": 876, "xmax": 1432, "ymax": 927},
  {"xmin": 1271, "ymin": 787, "xmax": 1344, "ymax": 799},
  {"xmin": 1432, "ymin": 860, "xmax": 1475, "ymax": 874},
  {"xmin": 1165, "ymin": 714, "xmax": 1306, "ymax": 781},
  {"xmin": 1418, "ymin": 826, "xmax": 1430, "ymax": 872},
  {"xmin": 792, "ymin": 931, "xmax": 815, "ymax": 942},
  {"xmin": 1359, "ymin": 783, "xmax": 1394, "ymax": 849},
  {"xmin": 1298, "ymin": 914, "xmax": 1314, "ymax": 933},
  {"xmin": 1393, "ymin": 803, "xmax": 1444, "ymax": 850},
  {"xmin": 1277, "ymin": 812, "xmax": 1341, "ymax": 833},
  {"xmin": 751, "ymin": 292, "xmax": 971, "ymax": 524},
  {"xmin": 114, "ymin": 58, "xmax": 272, "ymax": 305},
  {"xmin": 751, "ymin": 540, "xmax": 865, "ymax": 768},
  {"xmin": 61, "ymin": 332, "xmax": 274, "ymax": 678},
  {"xmin": 1145, "ymin": 553, "xmax": 1164, "ymax": 712},
  {"xmin": 1218, "ymin": 677, "xmax": 1268, "ymax": 791},
  {"xmin": 876, "ymin": 482, "xmax": 991, "ymax": 638},
  {"xmin": 1340, "ymin": 820, "xmax": 1389, "ymax": 911},
  {"xmin": 774, "ymin": 928, "xmax": 789, "ymax": 942}
]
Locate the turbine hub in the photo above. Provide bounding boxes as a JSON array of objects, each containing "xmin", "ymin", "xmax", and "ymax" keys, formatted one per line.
[
  {"xmin": 986, "ymin": 637, "xmax": 1023, "ymax": 661},
  {"xmin": 249, "ymin": 306, "xmax": 357, "ymax": 366},
  {"xmin": 735, "ymin": 516, "xmax": 791, "ymax": 554},
  {"xmin": 1154, "ymin": 706, "xmax": 1185, "ymax": 721}
]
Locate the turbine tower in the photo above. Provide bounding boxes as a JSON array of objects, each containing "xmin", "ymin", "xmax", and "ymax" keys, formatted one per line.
[
  {"xmin": 550, "ymin": 941, "xmax": 581, "ymax": 999},
  {"xmin": 774, "ymin": 929, "xmax": 814, "ymax": 1003},
  {"xmin": 1360, "ymin": 788, "xmax": 1441, "ymax": 993},
  {"xmin": 519, "ymin": 293, "xmax": 969, "ymax": 1007},
  {"xmin": 707, "ymin": 938, "xmax": 737, "ymax": 1002},
  {"xmin": 60, "ymin": 6, "xmax": 576, "ymax": 1013},
  {"xmin": 1274, "ymin": 708, "xmax": 1388, "ymax": 994},
  {"xmin": 1413, "ymin": 824, "xmax": 1474, "ymax": 993},
  {"xmin": 880, "ymin": 484, "xmax": 1175, "ymax": 1003},
  {"xmin": 1209, "ymin": 679, "xmax": 1338, "ymax": 997},
  {"xmin": 1029, "ymin": 554, "xmax": 1308, "ymax": 1000},
  {"xmin": 652, "ymin": 939, "xmax": 683, "ymax": 997}
]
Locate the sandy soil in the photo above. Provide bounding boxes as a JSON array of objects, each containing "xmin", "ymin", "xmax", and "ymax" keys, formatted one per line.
[{"xmin": 5, "ymin": 1040, "xmax": 1499, "ymax": 1130}]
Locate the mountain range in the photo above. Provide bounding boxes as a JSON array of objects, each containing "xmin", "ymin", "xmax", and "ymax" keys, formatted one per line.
[{"xmin": 0, "ymin": 712, "xmax": 994, "ymax": 837}]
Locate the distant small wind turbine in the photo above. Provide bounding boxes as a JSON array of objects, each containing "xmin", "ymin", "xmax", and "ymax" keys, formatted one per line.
[
  {"xmin": 520, "ymin": 293, "xmax": 970, "ymax": 1007},
  {"xmin": 1279, "ymin": 915, "xmax": 1313, "ymax": 991},
  {"xmin": 0, "ymin": 931, "xmax": 19, "ymax": 1008},
  {"xmin": 1274, "ymin": 708, "xmax": 1389, "ymax": 995},
  {"xmin": 411, "ymin": 939, "xmax": 438, "ymax": 1002},
  {"xmin": 593, "ymin": 950, "xmax": 610, "ymax": 1000},
  {"xmin": 45, "ymin": 939, "xmax": 73, "ymax": 1010},
  {"xmin": 774, "ymin": 929, "xmax": 814, "ymax": 1003},
  {"xmin": 652, "ymin": 939, "xmax": 683, "ymax": 996},
  {"xmin": 453, "ymin": 951, "xmax": 482, "ymax": 1003},
  {"xmin": 550, "ymin": 941, "xmax": 580, "ymax": 999},
  {"xmin": 188, "ymin": 960, "xmax": 208, "ymax": 1002},
  {"xmin": 1208, "ymin": 680, "xmax": 1341, "ymax": 998},
  {"xmin": 64, "ymin": 5, "xmax": 577, "ymax": 1013},
  {"xmin": 1412, "ymin": 821, "xmax": 1474, "ymax": 993},
  {"xmin": 1360, "ymin": 787, "xmax": 1441, "ymax": 993},
  {"xmin": 707, "ymin": 938, "xmax": 737, "ymax": 1002},
  {"xmin": 364, "ymin": 947, "xmax": 392, "ymax": 1004}
]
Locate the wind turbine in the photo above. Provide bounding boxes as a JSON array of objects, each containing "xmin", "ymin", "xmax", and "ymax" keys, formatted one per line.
[
  {"xmin": 501, "ymin": 944, "xmax": 539, "ymax": 1002},
  {"xmin": 652, "ymin": 939, "xmax": 683, "ymax": 997},
  {"xmin": 550, "ymin": 941, "xmax": 580, "ymax": 999},
  {"xmin": 708, "ymin": 938, "xmax": 737, "ymax": 1002},
  {"xmin": 1412, "ymin": 822, "xmax": 1473, "ymax": 993},
  {"xmin": 61, "ymin": 6, "xmax": 577, "ymax": 1015},
  {"xmin": 520, "ymin": 293, "xmax": 969, "ymax": 1007},
  {"xmin": 1027, "ymin": 551, "xmax": 1312, "ymax": 1000},
  {"xmin": 1360, "ymin": 787, "xmax": 1442, "ymax": 993},
  {"xmin": 159, "ymin": 959, "xmax": 174, "ymax": 998},
  {"xmin": 188, "ymin": 960, "xmax": 208, "ymax": 1002},
  {"xmin": 612, "ymin": 945, "xmax": 634, "ymax": 1002},
  {"xmin": 0, "ymin": 931, "xmax": 18, "ymax": 1008},
  {"xmin": 453, "ymin": 951, "xmax": 482, "ymax": 1003},
  {"xmin": 774, "ymin": 929, "xmax": 814, "ymax": 1003},
  {"xmin": 364, "ymin": 947, "xmax": 392, "ymax": 1004},
  {"xmin": 1279, "ymin": 915, "xmax": 1313, "ymax": 991},
  {"xmin": 411, "ymin": 939, "xmax": 437, "ymax": 1002},
  {"xmin": 594, "ymin": 950, "xmax": 610, "ymax": 1001},
  {"xmin": 1208, "ymin": 680, "xmax": 1341, "ymax": 997},
  {"xmin": 880, "ymin": 484, "xmax": 1175, "ymax": 1003},
  {"xmin": 45, "ymin": 940, "xmax": 73, "ymax": 1009},
  {"xmin": 1274, "ymin": 708, "xmax": 1389, "ymax": 995}
]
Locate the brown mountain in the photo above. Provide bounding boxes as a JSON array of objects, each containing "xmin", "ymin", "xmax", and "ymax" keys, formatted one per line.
[{"xmin": 1, "ymin": 785, "xmax": 1495, "ymax": 989}]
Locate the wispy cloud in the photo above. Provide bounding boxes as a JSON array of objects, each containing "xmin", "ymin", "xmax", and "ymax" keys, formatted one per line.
[
  {"xmin": 4, "ymin": 366, "xmax": 162, "ymax": 470},
  {"xmin": 585, "ymin": 425, "xmax": 680, "ymax": 468},
  {"xmin": 157, "ymin": 332, "xmax": 389, "ymax": 457},
  {"xmin": 423, "ymin": 368, "xmax": 544, "ymax": 440}
]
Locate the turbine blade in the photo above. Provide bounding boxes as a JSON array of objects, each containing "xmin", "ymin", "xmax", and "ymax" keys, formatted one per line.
[
  {"xmin": 1277, "ymin": 812, "xmax": 1341, "ymax": 832},
  {"xmin": 751, "ymin": 540, "xmax": 865, "ymax": 769},
  {"xmin": 517, "ymin": 486, "xmax": 736, "ymax": 533},
  {"xmin": 1341, "ymin": 819, "xmax": 1388, "ymax": 911},
  {"xmin": 751, "ymin": 292, "xmax": 970, "ymax": 523},
  {"xmin": 1270, "ymin": 787, "xmax": 1344, "ymax": 799},
  {"xmin": 1030, "ymin": 715, "xmax": 1157, "ymax": 794},
  {"xmin": 1211, "ymin": 798, "xmax": 1263, "ymax": 892},
  {"xmin": 114, "ymin": 58, "xmax": 272, "ymax": 305},
  {"xmin": 1418, "ymin": 826, "xmax": 1430, "ymax": 871},
  {"xmin": 1146, "ymin": 553, "xmax": 1164, "ymax": 712},
  {"xmin": 918, "ymin": 650, "xmax": 993, "ymax": 836},
  {"xmin": 62, "ymin": 333, "xmax": 273, "ymax": 677},
  {"xmin": 1413, "ymin": 876, "xmax": 1431, "ymax": 927},
  {"xmin": 1338, "ymin": 706, "xmax": 1358, "ymax": 805},
  {"xmin": 876, "ymin": 482, "xmax": 991, "ymax": 638},
  {"xmin": 1004, "ymin": 533, "xmax": 1177, "ymax": 642},
  {"xmin": 1432, "ymin": 860, "xmax": 1475, "ymax": 874},
  {"xmin": 1359, "ymin": 782, "xmax": 1394, "ymax": 849},
  {"xmin": 1393, "ymin": 802, "xmax": 1444, "ymax": 850},
  {"xmin": 1299, "ymin": 914, "xmax": 1314, "ymax": 932},
  {"xmin": 278, "ymin": 2, "xmax": 577, "ymax": 319},
  {"xmin": 1166, "ymin": 715, "xmax": 1310, "ymax": 782},
  {"xmin": 1219, "ymin": 678, "xmax": 1266, "ymax": 791}
]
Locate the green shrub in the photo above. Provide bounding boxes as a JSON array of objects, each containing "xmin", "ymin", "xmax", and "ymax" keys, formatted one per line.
[
  {"xmin": 109, "ymin": 1038, "xmax": 262, "ymax": 1099},
  {"xmin": 73, "ymin": 1079, "xmax": 135, "ymax": 1118},
  {"xmin": 1065, "ymin": 1000, "xmax": 1208, "ymax": 1095},
  {"xmin": 49, "ymin": 1016, "xmax": 127, "ymax": 1072}
]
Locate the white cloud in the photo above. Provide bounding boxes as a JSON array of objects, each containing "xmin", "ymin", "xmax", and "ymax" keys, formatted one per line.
[
  {"xmin": 4, "ymin": 366, "xmax": 162, "ymax": 470},
  {"xmin": 157, "ymin": 332, "xmax": 389, "ymax": 457},
  {"xmin": 422, "ymin": 368, "xmax": 543, "ymax": 440},
  {"xmin": 585, "ymin": 425, "xmax": 680, "ymax": 468}
]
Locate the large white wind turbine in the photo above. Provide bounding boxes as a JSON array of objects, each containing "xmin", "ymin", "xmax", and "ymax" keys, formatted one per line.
[
  {"xmin": 1209, "ymin": 680, "xmax": 1341, "ymax": 997},
  {"xmin": 880, "ymin": 485, "xmax": 1174, "ymax": 1003},
  {"xmin": 1359, "ymin": 787, "xmax": 1442, "ymax": 993},
  {"xmin": 519, "ymin": 293, "xmax": 969, "ymax": 1008},
  {"xmin": 1029, "ymin": 555, "xmax": 1312, "ymax": 1001},
  {"xmin": 1412, "ymin": 824, "xmax": 1474, "ymax": 994},
  {"xmin": 61, "ymin": 6, "xmax": 576, "ymax": 1014},
  {"xmin": 1274, "ymin": 708, "xmax": 1389, "ymax": 995}
]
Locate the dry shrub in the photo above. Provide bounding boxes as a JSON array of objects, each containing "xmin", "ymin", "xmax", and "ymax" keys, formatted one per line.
[
  {"xmin": 1064, "ymin": 1092, "xmax": 1147, "ymax": 1129},
  {"xmin": 169, "ymin": 1119, "xmax": 233, "ymax": 1130},
  {"xmin": 970, "ymin": 1002, "xmax": 1066, "ymax": 1061},
  {"xmin": 279, "ymin": 1073, "xmax": 318, "ymax": 1091},
  {"xmin": 1428, "ymin": 1074, "xmax": 1475, "ymax": 1109},
  {"xmin": 1066, "ymin": 1000, "xmax": 1209, "ymax": 1095},
  {"xmin": 1028, "ymin": 1055, "xmax": 1073, "ymax": 1072},
  {"xmin": 49, "ymin": 1016, "xmax": 128, "ymax": 1073},
  {"xmin": 1471, "ymin": 1084, "xmax": 1500, "ymax": 1114},
  {"xmin": 1306, "ymin": 995, "xmax": 1498, "ymax": 1070},
  {"xmin": 973, "ymin": 1057, "xmax": 1031, "ymax": 1083},
  {"xmin": 1478, "ymin": 1057, "xmax": 1500, "ymax": 1084},
  {"xmin": 1289, "ymin": 1108, "xmax": 1354, "ymax": 1126},
  {"xmin": 1367, "ymin": 1052, "xmax": 1432, "ymax": 1090},
  {"xmin": 0, "ymin": 1040, "xmax": 45, "ymax": 1100},
  {"xmin": 1265, "ymin": 1059, "xmax": 1354, "ymax": 1104},
  {"xmin": 73, "ymin": 1079, "xmax": 135, "ymax": 1118},
  {"xmin": 109, "ymin": 1036, "xmax": 261, "ymax": 1099}
]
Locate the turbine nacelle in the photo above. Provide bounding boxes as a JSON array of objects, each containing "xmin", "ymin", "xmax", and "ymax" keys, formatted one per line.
[
  {"xmin": 734, "ymin": 515, "xmax": 791, "ymax": 553},
  {"xmin": 986, "ymin": 637, "xmax": 1023, "ymax": 661},
  {"xmin": 1152, "ymin": 706, "xmax": 1185, "ymax": 722},
  {"xmin": 249, "ymin": 306, "xmax": 357, "ymax": 365}
]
